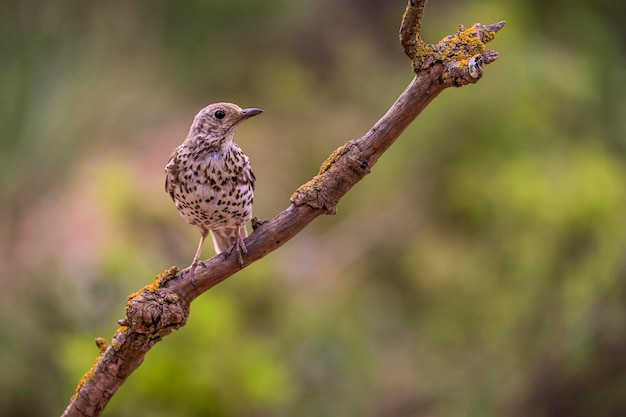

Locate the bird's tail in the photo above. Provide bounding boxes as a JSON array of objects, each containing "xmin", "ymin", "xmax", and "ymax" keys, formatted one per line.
[{"xmin": 210, "ymin": 225, "xmax": 247, "ymax": 254}]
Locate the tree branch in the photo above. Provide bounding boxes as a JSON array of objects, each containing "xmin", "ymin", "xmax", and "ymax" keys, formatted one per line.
[{"xmin": 62, "ymin": 2, "xmax": 504, "ymax": 416}]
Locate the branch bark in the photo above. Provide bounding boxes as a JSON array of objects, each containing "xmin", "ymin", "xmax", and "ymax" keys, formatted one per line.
[{"xmin": 62, "ymin": 2, "xmax": 503, "ymax": 416}]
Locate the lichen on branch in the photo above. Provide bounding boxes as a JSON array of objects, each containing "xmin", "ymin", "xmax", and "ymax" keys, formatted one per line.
[
  {"xmin": 290, "ymin": 141, "xmax": 369, "ymax": 215},
  {"xmin": 399, "ymin": 0, "xmax": 505, "ymax": 85}
]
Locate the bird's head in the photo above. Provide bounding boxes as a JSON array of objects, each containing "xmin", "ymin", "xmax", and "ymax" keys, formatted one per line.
[{"xmin": 187, "ymin": 102, "xmax": 263, "ymax": 146}]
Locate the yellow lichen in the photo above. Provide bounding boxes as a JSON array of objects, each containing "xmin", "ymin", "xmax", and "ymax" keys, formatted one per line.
[
  {"xmin": 145, "ymin": 267, "xmax": 176, "ymax": 292},
  {"xmin": 440, "ymin": 27, "xmax": 485, "ymax": 61},
  {"xmin": 71, "ymin": 355, "xmax": 100, "ymax": 401},
  {"xmin": 291, "ymin": 177, "xmax": 324, "ymax": 202},
  {"xmin": 291, "ymin": 145, "xmax": 345, "ymax": 203},
  {"xmin": 125, "ymin": 267, "xmax": 178, "ymax": 309},
  {"xmin": 126, "ymin": 289, "xmax": 142, "ymax": 304},
  {"xmin": 319, "ymin": 145, "xmax": 345, "ymax": 174},
  {"xmin": 482, "ymin": 28, "xmax": 496, "ymax": 43},
  {"xmin": 144, "ymin": 280, "xmax": 160, "ymax": 293},
  {"xmin": 411, "ymin": 22, "xmax": 494, "ymax": 73}
]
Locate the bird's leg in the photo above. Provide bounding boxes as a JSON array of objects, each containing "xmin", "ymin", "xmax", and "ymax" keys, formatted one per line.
[
  {"xmin": 236, "ymin": 232, "xmax": 248, "ymax": 267},
  {"xmin": 188, "ymin": 230, "xmax": 208, "ymax": 286},
  {"xmin": 224, "ymin": 225, "xmax": 248, "ymax": 268}
]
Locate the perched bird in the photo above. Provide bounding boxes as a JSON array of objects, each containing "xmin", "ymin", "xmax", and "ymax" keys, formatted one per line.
[{"xmin": 165, "ymin": 103, "xmax": 262, "ymax": 279}]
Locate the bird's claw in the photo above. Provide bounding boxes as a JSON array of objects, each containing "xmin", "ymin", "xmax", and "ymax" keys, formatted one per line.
[
  {"xmin": 187, "ymin": 263, "xmax": 199, "ymax": 287},
  {"xmin": 224, "ymin": 236, "xmax": 248, "ymax": 269}
]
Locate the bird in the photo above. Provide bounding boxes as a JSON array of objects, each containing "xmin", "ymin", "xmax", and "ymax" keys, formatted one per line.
[{"xmin": 165, "ymin": 102, "xmax": 263, "ymax": 281}]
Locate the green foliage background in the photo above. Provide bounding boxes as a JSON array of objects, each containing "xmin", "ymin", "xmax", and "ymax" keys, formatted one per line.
[{"xmin": 1, "ymin": 0, "xmax": 625, "ymax": 416}]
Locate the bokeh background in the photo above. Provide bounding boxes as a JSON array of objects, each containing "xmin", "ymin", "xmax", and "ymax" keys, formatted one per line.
[{"xmin": 2, "ymin": 0, "xmax": 626, "ymax": 416}]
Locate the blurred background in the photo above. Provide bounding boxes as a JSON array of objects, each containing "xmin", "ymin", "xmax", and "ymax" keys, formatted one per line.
[{"xmin": 2, "ymin": 0, "xmax": 626, "ymax": 416}]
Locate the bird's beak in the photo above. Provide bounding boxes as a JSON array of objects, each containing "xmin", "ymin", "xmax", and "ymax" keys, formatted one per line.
[{"xmin": 241, "ymin": 108, "xmax": 264, "ymax": 119}]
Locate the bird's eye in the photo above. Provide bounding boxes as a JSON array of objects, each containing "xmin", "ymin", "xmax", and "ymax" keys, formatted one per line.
[{"xmin": 214, "ymin": 110, "xmax": 226, "ymax": 119}]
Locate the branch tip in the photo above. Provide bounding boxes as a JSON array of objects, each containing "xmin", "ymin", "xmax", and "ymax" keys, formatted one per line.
[{"xmin": 486, "ymin": 21, "xmax": 506, "ymax": 35}]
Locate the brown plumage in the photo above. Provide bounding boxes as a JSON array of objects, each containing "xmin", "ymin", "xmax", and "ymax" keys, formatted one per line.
[{"xmin": 165, "ymin": 103, "xmax": 262, "ymax": 278}]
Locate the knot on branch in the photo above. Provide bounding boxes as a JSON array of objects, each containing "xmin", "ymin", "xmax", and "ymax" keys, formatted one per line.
[
  {"xmin": 290, "ymin": 141, "xmax": 370, "ymax": 214},
  {"xmin": 118, "ymin": 267, "xmax": 189, "ymax": 345},
  {"xmin": 399, "ymin": 0, "xmax": 504, "ymax": 86}
]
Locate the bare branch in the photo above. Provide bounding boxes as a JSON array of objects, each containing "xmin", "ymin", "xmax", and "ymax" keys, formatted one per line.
[{"xmin": 62, "ymin": 2, "xmax": 503, "ymax": 416}]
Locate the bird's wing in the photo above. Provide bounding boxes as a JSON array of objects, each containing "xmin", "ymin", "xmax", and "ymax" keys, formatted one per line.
[
  {"xmin": 240, "ymin": 153, "xmax": 256, "ymax": 191},
  {"xmin": 245, "ymin": 164, "xmax": 256, "ymax": 191},
  {"xmin": 164, "ymin": 149, "xmax": 179, "ymax": 201}
]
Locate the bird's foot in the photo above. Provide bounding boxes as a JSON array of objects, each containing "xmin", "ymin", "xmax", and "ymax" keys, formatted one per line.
[
  {"xmin": 224, "ymin": 235, "xmax": 248, "ymax": 268},
  {"xmin": 187, "ymin": 262, "xmax": 200, "ymax": 287}
]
